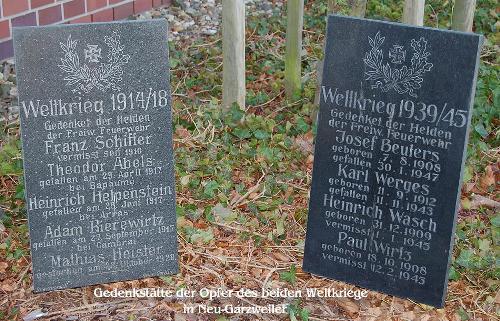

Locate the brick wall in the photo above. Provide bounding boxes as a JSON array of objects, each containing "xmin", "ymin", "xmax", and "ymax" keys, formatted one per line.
[{"xmin": 0, "ymin": 0, "xmax": 171, "ymax": 61}]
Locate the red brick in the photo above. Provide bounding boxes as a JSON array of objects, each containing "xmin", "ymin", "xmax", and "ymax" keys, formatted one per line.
[
  {"xmin": 0, "ymin": 20, "xmax": 10, "ymax": 39},
  {"xmin": 162, "ymin": 0, "xmax": 171, "ymax": 5},
  {"xmin": 109, "ymin": 0, "xmax": 125, "ymax": 4},
  {"xmin": 70, "ymin": 15, "xmax": 91, "ymax": 23},
  {"xmin": 2, "ymin": 0, "xmax": 29, "ymax": 16},
  {"xmin": 134, "ymin": 0, "xmax": 152, "ymax": 14},
  {"xmin": 113, "ymin": 2, "xmax": 133, "ymax": 20},
  {"xmin": 63, "ymin": 0, "xmax": 85, "ymax": 19},
  {"xmin": 11, "ymin": 12, "xmax": 36, "ymax": 27},
  {"xmin": 38, "ymin": 4, "xmax": 62, "ymax": 25},
  {"xmin": 0, "ymin": 39, "xmax": 13, "ymax": 61},
  {"xmin": 152, "ymin": 0, "xmax": 161, "ymax": 7},
  {"xmin": 92, "ymin": 8, "xmax": 113, "ymax": 22},
  {"xmin": 87, "ymin": 0, "xmax": 106, "ymax": 11},
  {"xmin": 31, "ymin": 0, "xmax": 54, "ymax": 9}
]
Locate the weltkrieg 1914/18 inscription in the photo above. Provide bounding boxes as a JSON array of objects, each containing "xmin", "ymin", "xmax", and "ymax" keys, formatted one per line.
[{"xmin": 13, "ymin": 20, "xmax": 178, "ymax": 292}]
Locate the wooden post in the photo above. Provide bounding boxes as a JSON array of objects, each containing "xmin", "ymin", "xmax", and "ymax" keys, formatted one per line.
[
  {"xmin": 314, "ymin": 0, "xmax": 367, "ymax": 106},
  {"xmin": 328, "ymin": 0, "xmax": 336, "ymax": 12},
  {"xmin": 284, "ymin": 0, "xmax": 305, "ymax": 99},
  {"xmin": 222, "ymin": 0, "xmax": 245, "ymax": 109},
  {"xmin": 403, "ymin": 0, "xmax": 425, "ymax": 26},
  {"xmin": 452, "ymin": 0, "xmax": 476, "ymax": 32},
  {"xmin": 349, "ymin": 0, "xmax": 367, "ymax": 18}
]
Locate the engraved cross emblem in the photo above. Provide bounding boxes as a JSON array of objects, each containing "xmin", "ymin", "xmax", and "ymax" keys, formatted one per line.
[
  {"xmin": 84, "ymin": 45, "xmax": 102, "ymax": 63},
  {"xmin": 389, "ymin": 45, "xmax": 406, "ymax": 64}
]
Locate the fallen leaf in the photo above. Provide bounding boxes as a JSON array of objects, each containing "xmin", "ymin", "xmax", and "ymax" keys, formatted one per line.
[
  {"xmin": 181, "ymin": 175, "xmax": 191, "ymax": 186},
  {"xmin": 177, "ymin": 216, "xmax": 193, "ymax": 229},
  {"xmin": 294, "ymin": 135, "xmax": 313, "ymax": 154},
  {"xmin": 479, "ymin": 165, "xmax": 496, "ymax": 190},
  {"xmin": 176, "ymin": 126, "xmax": 191, "ymax": 139},
  {"xmin": 399, "ymin": 310, "xmax": 416, "ymax": 320},
  {"xmin": 23, "ymin": 309, "xmax": 47, "ymax": 321},
  {"xmin": 271, "ymin": 252, "xmax": 289, "ymax": 262},
  {"xmin": 1, "ymin": 283, "xmax": 14, "ymax": 292},
  {"xmin": 420, "ymin": 315, "xmax": 431, "ymax": 321},
  {"xmin": 212, "ymin": 203, "xmax": 237, "ymax": 222},
  {"xmin": 248, "ymin": 192, "xmax": 259, "ymax": 200},
  {"xmin": 0, "ymin": 262, "xmax": 8, "ymax": 273},
  {"xmin": 306, "ymin": 154, "xmax": 314, "ymax": 165},
  {"xmin": 337, "ymin": 298, "xmax": 359, "ymax": 317}
]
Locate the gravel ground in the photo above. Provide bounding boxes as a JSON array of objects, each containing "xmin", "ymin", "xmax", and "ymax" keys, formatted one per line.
[
  {"xmin": 138, "ymin": 0, "xmax": 283, "ymax": 39},
  {"xmin": 0, "ymin": 0, "xmax": 284, "ymax": 123}
]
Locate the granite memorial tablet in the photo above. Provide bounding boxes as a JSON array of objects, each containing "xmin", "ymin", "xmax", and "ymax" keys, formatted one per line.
[
  {"xmin": 13, "ymin": 20, "xmax": 178, "ymax": 292},
  {"xmin": 303, "ymin": 15, "xmax": 482, "ymax": 307}
]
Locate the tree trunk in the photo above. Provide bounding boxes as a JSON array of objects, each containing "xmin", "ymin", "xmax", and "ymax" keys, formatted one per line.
[
  {"xmin": 452, "ymin": 0, "xmax": 476, "ymax": 32},
  {"xmin": 222, "ymin": 0, "xmax": 246, "ymax": 109},
  {"xmin": 403, "ymin": 0, "xmax": 425, "ymax": 26},
  {"xmin": 284, "ymin": 0, "xmax": 305, "ymax": 99}
]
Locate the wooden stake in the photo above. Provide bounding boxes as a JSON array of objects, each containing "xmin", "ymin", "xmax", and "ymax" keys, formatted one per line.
[
  {"xmin": 328, "ymin": 0, "xmax": 336, "ymax": 12},
  {"xmin": 284, "ymin": 0, "xmax": 305, "ymax": 99},
  {"xmin": 314, "ymin": 0, "xmax": 367, "ymax": 106},
  {"xmin": 349, "ymin": 0, "xmax": 367, "ymax": 18},
  {"xmin": 452, "ymin": 0, "xmax": 476, "ymax": 32},
  {"xmin": 222, "ymin": 0, "xmax": 245, "ymax": 109},
  {"xmin": 403, "ymin": 0, "xmax": 425, "ymax": 26}
]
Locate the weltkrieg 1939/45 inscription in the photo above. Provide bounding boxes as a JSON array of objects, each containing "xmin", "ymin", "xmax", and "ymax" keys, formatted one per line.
[{"xmin": 303, "ymin": 15, "xmax": 482, "ymax": 308}]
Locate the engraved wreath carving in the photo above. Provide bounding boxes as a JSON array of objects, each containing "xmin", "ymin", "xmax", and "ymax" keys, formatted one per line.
[
  {"xmin": 363, "ymin": 31, "xmax": 433, "ymax": 98},
  {"xmin": 58, "ymin": 32, "xmax": 131, "ymax": 94}
]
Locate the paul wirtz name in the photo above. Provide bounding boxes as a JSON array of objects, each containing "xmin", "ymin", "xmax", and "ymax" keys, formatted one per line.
[{"xmin": 21, "ymin": 99, "xmax": 104, "ymax": 119}]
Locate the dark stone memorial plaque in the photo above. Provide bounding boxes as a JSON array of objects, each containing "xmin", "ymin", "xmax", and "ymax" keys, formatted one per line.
[
  {"xmin": 303, "ymin": 15, "xmax": 482, "ymax": 307},
  {"xmin": 13, "ymin": 20, "xmax": 178, "ymax": 292}
]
